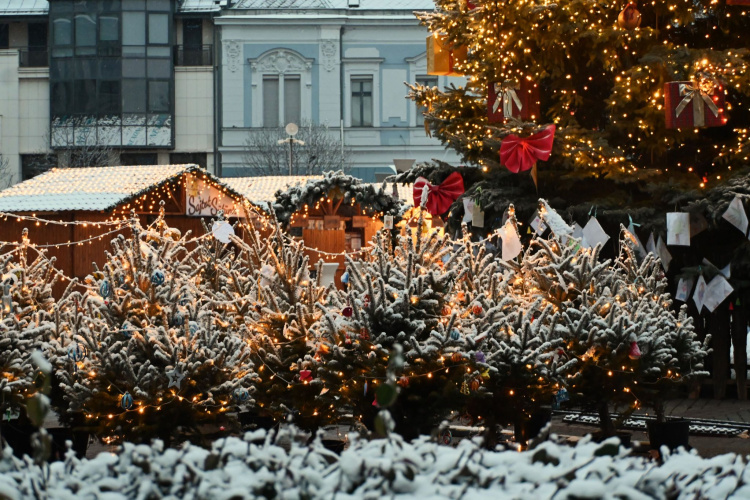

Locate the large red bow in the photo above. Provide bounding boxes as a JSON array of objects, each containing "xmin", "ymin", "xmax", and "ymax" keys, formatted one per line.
[
  {"xmin": 413, "ymin": 172, "xmax": 465, "ymax": 216},
  {"xmin": 499, "ymin": 124, "xmax": 556, "ymax": 174}
]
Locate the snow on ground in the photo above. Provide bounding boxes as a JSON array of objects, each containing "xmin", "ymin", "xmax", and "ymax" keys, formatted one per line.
[{"xmin": 1, "ymin": 427, "xmax": 750, "ymax": 499}]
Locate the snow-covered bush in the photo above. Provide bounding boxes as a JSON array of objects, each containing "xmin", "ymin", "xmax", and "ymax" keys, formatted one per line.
[{"xmin": 0, "ymin": 429, "xmax": 749, "ymax": 499}]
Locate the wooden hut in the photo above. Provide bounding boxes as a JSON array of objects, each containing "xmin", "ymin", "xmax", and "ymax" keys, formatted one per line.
[
  {"xmin": 227, "ymin": 173, "xmax": 409, "ymax": 286},
  {"xmin": 0, "ymin": 164, "xmax": 247, "ymax": 291}
]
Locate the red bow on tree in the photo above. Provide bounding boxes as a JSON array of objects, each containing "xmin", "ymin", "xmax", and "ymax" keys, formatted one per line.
[
  {"xmin": 413, "ymin": 172, "xmax": 465, "ymax": 216},
  {"xmin": 499, "ymin": 125, "xmax": 556, "ymax": 187}
]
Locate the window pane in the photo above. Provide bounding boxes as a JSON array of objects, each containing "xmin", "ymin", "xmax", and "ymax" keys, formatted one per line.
[
  {"xmin": 122, "ymin": 12, "xmax": 145, "ymax": 45},
  {"xmin": 263, "ymin": 77, "xmax": 279, "ymax": 128},
  {"xmin": 98, "ymin": 80, "xmax": 121, "ymax": 115},
  {"xmin": 53, "ymin": 18, "xmax": 72, "ymax": 45},
  {"xmin": 284, "ymin": 76, "xmax": 301, "ymax": 126},
  {"xmin": 75, "ymin": 79, "xmax": 98, "ymax": 115},
  {"xmin": 147, "ymin": 46, "xmax": 170, "ymax": 56},
  {"xmin": 100, "ymin": 15, "xmax": 119, "ymax": 41},
  {"xmin": 351, "ymin": 94, "xmax": 361, "ymax": 127},
  {"xmin": 28, "ymin": 23, "xmax": 47, "ymax": 47},
  {"xmin": 51, "ymin": 81, "xmax": 72, "ymax": 115},
  {"xmin": 75, "ymin": 14, "xmax": 96, "ymax": 46},
  {"xmin": 122, "ymin": 58, "xmax": 145, "ymax": 77},
  {"xmin": 147, "ymin": 58, "xmax": 170, "ymax": 78},
  {"xmin": 122, "ymin": 79, "xmax": 147, "ymax": 112},
  {"xmin": 148, "ymin": 80, "xmax": 170, "ymax": 112},
  {"xmin": 122, "ymin": 0, "xmax": 145, "ymax": 10},
  {"xmin": 183, "ymin": 19, "xmax": 202, "ymax": 47},
  {"xmin": 147, "ymin": 0, "xmax": 170, "ymax": 11},
  {"xmin": 363, "ymin": 95, "xmax": 373, "ymax": 126},
  {"xmin": 351, "ymin": 77, "xmax": 373, "ymax": 127},
  {"xmin": 0, "ymin": 24, "xmax": 9, "ymax": 49},
  {"xmin": 148, "ymin": 14, "xmax": 168, "ymax": 44}
]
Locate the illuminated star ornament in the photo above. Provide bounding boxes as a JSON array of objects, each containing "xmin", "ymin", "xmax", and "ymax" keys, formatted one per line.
[{"xmin": 167, "ymin": 367, "xmax": 186, "ymax": 390}]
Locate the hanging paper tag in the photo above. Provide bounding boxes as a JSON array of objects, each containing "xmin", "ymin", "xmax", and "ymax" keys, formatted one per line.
[
  {"xmin": 581, "ymin": 216, "xmax": 609, "ymax": 249},
  {"xmin": 723, "ymin": 196, "xmax": 749, "ymax": 235},
  {"xmin": 693, "ymin": 275, "xmax": 707, "ymax": 312},
  {"xmin": 646, "ymin": 233, "xmax": 656, "ymax": 255},
  {"xmin": 384, "ymin": 215, "xmax": 394, "ymax": 229},
  {"xmin": 703, "ymin": 275, "xmax": 734, "ymax": 312},
  {"xmin": 655, "ymin": 236, "xmax": 672, "ymax": 272},
  {"xmin": 627, "ymin": 222, "xmax": 646, "ymax": 258},
  {"xmin": 675, "ymin": 276, "xmax": 695, "ymax": 303},
  {"xmin": 211, "ymin": 221, "xmax": 235, "ymax": 244},
  {"xmin": 499, "ymin": 220, "xmax": 523, "ymax": 261},
  {"xmin": 721, "ymin": 263, "xmax": 731, "ymax": 279},
  {"xmin": 666, "ymin": 212, "xmax": 690, "ymax": 246},
  {"xmin": 472, "ymin": 204, "xmax": 485, "ymax": 228},
  {"xmin": 462, "ymin": 198, "xmax": 475, "ymax": 224},
  {"xmin": 530, "ymin": 213, "xmax": 547, "ymax": 235}
]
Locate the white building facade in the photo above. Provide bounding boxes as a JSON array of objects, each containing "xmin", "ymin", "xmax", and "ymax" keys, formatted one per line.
[{"xmin": 0, "ymin": 0, "xmax": 460, "ymax": 185}]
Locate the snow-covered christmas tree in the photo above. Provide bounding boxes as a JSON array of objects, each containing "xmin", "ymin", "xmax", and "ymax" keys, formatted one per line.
[{"xmin": 51, "ymin": 208, "xmax": 256, "ymax": 444}]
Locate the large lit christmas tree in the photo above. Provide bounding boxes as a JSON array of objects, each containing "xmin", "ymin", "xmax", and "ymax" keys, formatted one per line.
[{"xmin": 408, "ymin": 0, "xmax": 750, "ymax": 228}]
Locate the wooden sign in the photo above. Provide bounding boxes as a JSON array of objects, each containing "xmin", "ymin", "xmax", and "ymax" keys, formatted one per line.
[
  {"xmin": 324, "ymin": 215, "xmax": 342, "ymax": 230},
  {"xmin": 352, "ymin": 216, "xmax": 369, "ymax": 228}
]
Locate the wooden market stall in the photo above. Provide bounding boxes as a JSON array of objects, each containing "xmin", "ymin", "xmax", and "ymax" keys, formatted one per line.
[
  {"xmin": 228, "ymin": 173, "xmax": 409, "ymax": 287},
  {"xmin": 0, "ymin": 164, "xmax": 248, "ymax": 294}
]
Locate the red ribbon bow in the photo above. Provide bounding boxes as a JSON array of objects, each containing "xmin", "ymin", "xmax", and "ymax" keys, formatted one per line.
[
  {"xmin": 499, "ymin": 124, "xmax": 556, "ymax": 174},
  {"xmin": 412, "ymin": 172, "xmax": 465, "ymax": 216}
]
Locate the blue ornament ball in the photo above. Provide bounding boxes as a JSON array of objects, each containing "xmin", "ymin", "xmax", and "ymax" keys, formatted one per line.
[
  {"xmin": 120, "ymin": 321, "xmax": 133, "ymax": 337},
  {"xmin": 151, "ymin": 269, "xmax": 165, "ymax": 286},
  {"xmin": 233, "ymin": 388, "xmax": 249, "ymax": 403},
  {"xmin": 121, "ymin": 392, "xmax": 134, "ymax": 410},
  {"xmin": 450, "ymin": 330, "xmax": 460, "ymax": 341},
  {"xmin": 99, "ymin": 280, "xmax": 111, "ymax": 298},
  {"xmin": 188, "ymin": 321, "xmax": 199, "ymax": 334},
  {"xmin": 341, "ymin": 271, "xmax": 350, "ymax": 284},
  {"xmin": 67, "ymin": 343, "xmax": 85, "ymax": 362}
]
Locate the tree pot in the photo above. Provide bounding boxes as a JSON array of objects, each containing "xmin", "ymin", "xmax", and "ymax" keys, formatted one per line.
[{"xmin": 647, "ymin": 418, "xmax": 690, "ymax": 451}]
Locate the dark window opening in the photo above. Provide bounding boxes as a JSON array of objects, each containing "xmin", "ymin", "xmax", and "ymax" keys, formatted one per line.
[
  {"xmin": 120, "ymin": 152, "xmax": 158, "ymax": 165},
  {"xmin": 21, "ymin": 155, "xmax": 57, "ymax": 181},
  {"xmin": 0, "ymin": 24, "xmax": 8, "ymax": 49},
  {"xmin": 351, "ymin": 77, "xmax": 373, "ymax": 127},
  {"xmin": 170, "ymin": 152, "xmax": 206, "ymax": 169}
]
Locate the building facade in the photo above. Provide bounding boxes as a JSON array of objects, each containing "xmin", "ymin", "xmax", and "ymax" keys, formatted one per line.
[{"xmin": 0, "ymin": 0, "xmax": 461, "ymax": 185}]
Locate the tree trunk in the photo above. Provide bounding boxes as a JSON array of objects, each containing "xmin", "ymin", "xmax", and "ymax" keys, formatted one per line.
[
  {"xmin": 731, "ymin": 303, "xmax": 748, "ymax": 400},
  {"xmin": 598, "ymin": 399, "xmax": 615, "ymax": 436},
  {"xmin": 709, "ymin": 305, "xmax": 731, "ymax": 400}
]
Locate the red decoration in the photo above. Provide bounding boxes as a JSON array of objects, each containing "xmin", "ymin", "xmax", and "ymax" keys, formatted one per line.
[
  {"xmin": 363, "ymin": 295, "xmax": 370, "ymax": 308},
  {"xmin": 664, "ymin": 81, "xmax": 726, "ymax": 129},
  {"xmin": 451, "ymin": 352, "xmax": 463, "ymax": 362},
  {"xmin": 499, "ymin": 125, "xmax": 556, "ymax": 174},
  {"xmin": 488, "ymin": 80, "xmax": 540, "ymax": 123},
  {"xmin": 359, "ymin": 327, "xmax": 370, "ymax": 340},
  {"xmin": 472, "ymin": 304, "xmax": 483, "ymax": 315},
  {"xmin": 300, "ymin": 369, "xmax": 313, "ymax": 382},
  {"xmin": 617, "ymin": 3, "xmax": 641, "ymax": 30},
  {"xmin": 442, "ymin": 305, "xmax": 452, "ymax": 316},
  {"xmin": 628, "ymin": 341, "xmax": 641, "ymax": 360},
  {"xmin": 413, "ymin": 172, "xmax": 465, "ymax": 216},
  {"xmin": 470, "ymin": 379, "xmax": 480, "ymax": 391},
  {"xmin": 727, "ymin": 0, "xmax": 750, "ymax": 5},
  {"xmin": 397, "ymin": 376, "xmax": 410, "ymax": 388},
  {"xmin": 342, "ymin": 306, "xmax": 353, "ymax": 317}
]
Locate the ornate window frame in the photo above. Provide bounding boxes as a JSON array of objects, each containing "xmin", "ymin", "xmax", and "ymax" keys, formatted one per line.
[{"xmin": 248, "ymin": 48, "xmax": 314, "ymax": 127}]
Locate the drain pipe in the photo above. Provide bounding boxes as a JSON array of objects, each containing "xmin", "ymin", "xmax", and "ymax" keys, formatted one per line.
[
  {"xmin": 339, "ymin": 25, "xmax": 345, "ymax": 163},
  {"xmin": 213, "ymin": 13, "xmax": 222, "ymax": 177}
]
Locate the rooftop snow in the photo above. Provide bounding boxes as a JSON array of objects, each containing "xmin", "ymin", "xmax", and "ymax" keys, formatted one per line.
[
  {"xmin": 0, "ymin": 164, "xmax": 229, "ymax": 213},
  {"xmin": 231, "ymin": 0, "xmax": 434, "ymax": 9},
  {"xmin": 224, "ymin": 175, "xmax": 413, "ymax": 206}
]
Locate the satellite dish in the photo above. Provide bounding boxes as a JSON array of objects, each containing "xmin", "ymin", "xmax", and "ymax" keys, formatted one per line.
[{"xmin": 285, "ymin": 123, "xmax": 299, "ymax": 136}]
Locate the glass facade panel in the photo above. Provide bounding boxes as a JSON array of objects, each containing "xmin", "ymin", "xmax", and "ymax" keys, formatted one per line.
[
  {"xmin": 148, "ymin": 14, "xmax": 168, "ymax": 44},
  {"xmin": 122, "ymin": 12, "xmax": 145, "ymax": 45},
  {"xmin": 284, "ymin": 76, "xmax": 301, "ymax": 126},
  {"xmin": 50, "ymin": 0, "xmax": 172, "ymax": 148}
]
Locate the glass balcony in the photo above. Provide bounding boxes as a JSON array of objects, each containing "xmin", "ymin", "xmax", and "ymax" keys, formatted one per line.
[
  {"xmin": 19, "ymin": 47, "xmax": 48, "ymax": 68},
  {"xmin": 173, "ymin": 44, "xmax": 212, "ymax": 66}
]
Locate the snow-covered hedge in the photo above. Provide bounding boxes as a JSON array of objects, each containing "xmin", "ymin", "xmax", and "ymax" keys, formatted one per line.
[{"xmin": 1, "ymin": 429, "xmax": 749, "ymax": 499}]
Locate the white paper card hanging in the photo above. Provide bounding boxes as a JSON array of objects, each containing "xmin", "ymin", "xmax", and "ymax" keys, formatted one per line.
[
  {"xmin": 581, "ymin": 217, "xmax": 609, "ymax": 249},
  {"xmin": 462, "ymin": 198, "xmax": 474, "ymax": 224},
  {"xmin": 472, "ymin": 204, "xmax": 485, "ymax": 228},
  {"xmin": 666, "ymin": 212, "xmax": 690, "ymax": 246},
  {"xmin": 723, "ymin": 196, "xmax": 748, "ymax": 235},
  {"xmin": 646, "ymin": 232, "xmax": 656, "ymax": 255},
  {"xmin": 656, "ymin": 235, "xmax": 672, "ymax": 272},
  {"xmin": 530, "ymin": 214, "xmax": 547, "ymax": 235},
  {"xmin": 703, "ymin": 275, "xmax": 734, "ymax": 313},
  {"xmin": 675, "ymin": 277, "xmax": 695, "ymax": 303},
  {"xmin": 211, "ymin": 221, "xmax": 235, "ymax": 244},
  {"xmin": 384, "ymin": 215, "xmax": 394, "ymax": 229},
  {"xmin": 693, "ymin": 275, "xmax": 707, "ymax": 312},
  {"xmin": 499, "ymin": 221, "xmax": 523, "ymax": 261}
]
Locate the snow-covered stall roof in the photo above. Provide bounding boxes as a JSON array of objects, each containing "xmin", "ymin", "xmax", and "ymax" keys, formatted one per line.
[
  {"xmin": 0, "ymin": 164, "xmax": 241, "ymax": 213},
  {"xmin": 231, "ymin": 0, "xmax": 435, "ymax": 9},
  {"xmin": 0, "ymin": 0, "xmax": 47, "ymax": 16},
  {"xmin": 222, "ymin": 175, "xmax": 413, "ymax": 207}
]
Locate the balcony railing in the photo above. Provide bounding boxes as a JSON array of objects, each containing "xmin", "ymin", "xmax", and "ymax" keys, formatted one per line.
[
  {"xmin": 18, "ymin": 47, "xmax": 48, "ymax": 68},
  {"xmin": 174, "ymin": 44, "xmax": 213, "ymax": 66}
]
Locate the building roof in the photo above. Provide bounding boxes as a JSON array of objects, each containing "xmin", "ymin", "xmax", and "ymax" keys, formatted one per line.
[
  {"xmin": 231, "ymin": 0, "xmax": 434, "ymax": 9},
  {"xmin": 0, "ymin": 0, "xmax": 47, "ymax": 15},
  {"xmin": 224, "ymin": 175, "xmax": 413, "ymax": 206},
  {"xmin": 0, "ymin": 164, "xmax": 240, "ymax": 213}
]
